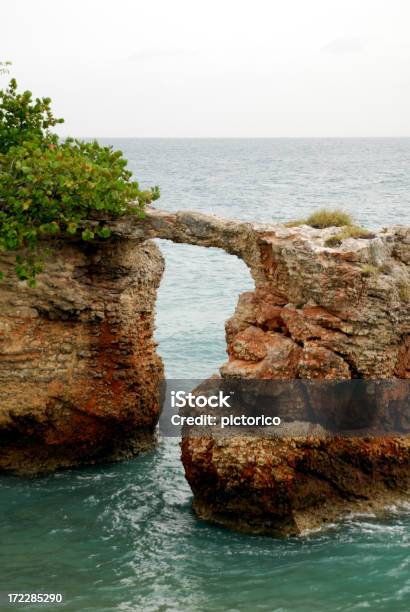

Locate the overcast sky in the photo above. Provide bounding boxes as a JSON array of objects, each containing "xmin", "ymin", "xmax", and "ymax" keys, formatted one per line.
[{"xmin": 1, "ymin": 0, "xmax": 410, "ymax": 137}]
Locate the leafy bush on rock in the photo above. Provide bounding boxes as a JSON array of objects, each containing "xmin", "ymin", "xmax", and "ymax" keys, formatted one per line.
[{"xmin": 0, "ymin": 78, "xmax": 159, "ymax": 285}]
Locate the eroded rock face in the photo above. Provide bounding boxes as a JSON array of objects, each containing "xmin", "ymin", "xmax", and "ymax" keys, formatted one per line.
[
  {"xmin": 1, "ymin": 206, "xmax": 410, "ymax": 534},
  {"xmin": 181, "ymin": 435, "xmax": 410, "ymax": 536},
  {"xmin": 132, "ymin": 209, "xmax": 410, "ymax": 534},
  {"xmin": 0, "ymin": 237, "xmax": 164, "ymax": 474}
]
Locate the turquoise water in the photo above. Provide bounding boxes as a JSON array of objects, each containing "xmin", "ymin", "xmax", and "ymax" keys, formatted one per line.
[
  {"xmin": 2, "ymin": 139, "xmax": 410, "ymax": 611},
  {"xmin": 2, "ymin": 442, "xmax": 410, "ymax": 612}
]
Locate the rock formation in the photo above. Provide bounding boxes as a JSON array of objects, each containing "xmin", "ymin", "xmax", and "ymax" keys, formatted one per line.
[
  {"xmin": 0, "ymin": 235, "xmax": 164, "ymax": 474},
  {"xmin": 1, "ymin": 205, "xmax": 409, "ymax": 535},
  {"xmin": 125, "ymin": 207, "xmax": 410, "ymax": 535}
]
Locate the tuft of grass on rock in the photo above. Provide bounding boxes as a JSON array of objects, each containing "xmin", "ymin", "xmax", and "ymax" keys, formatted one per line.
[
  {"xmin": 285, "ymin": 208, "xmax": 353, "ymax": 229},
  {"xmin": 324, "ymin": 225, "xmax": 374, "ymax": 248},
  {"xmin": 285, "ymin": 209, "xmax": 373, "ymax": 250},
  {"xmin": 340, "ymin": 226, "xmax": 373, "ymax": 239},
  {"xmin": 305, "ymin": 208, "xmax": 353, "ymax": 229}
]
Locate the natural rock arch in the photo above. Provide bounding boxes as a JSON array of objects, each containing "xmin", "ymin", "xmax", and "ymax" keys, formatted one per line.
[
  {"xmin": 127, "ymin": 207, "xmax": 410, "ymax": 380},
  {"xmin": 0, "ymin": 207, "xmax": 409, "ymax": 525}
]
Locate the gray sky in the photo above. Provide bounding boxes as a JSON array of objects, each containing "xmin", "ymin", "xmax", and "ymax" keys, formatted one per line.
[{"xmin": 1, "ymin": 0, "xmax": 410, "ymax": 137}]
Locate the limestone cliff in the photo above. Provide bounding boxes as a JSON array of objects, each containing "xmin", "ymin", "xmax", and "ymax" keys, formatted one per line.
[{"xmin": 0, "ymin": 236, "xmax": 164, "ymax": 474}]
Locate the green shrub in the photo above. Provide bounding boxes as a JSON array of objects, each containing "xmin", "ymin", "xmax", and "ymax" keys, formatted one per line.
[
  {"xmin": 0, "ymin": 78, "xmax": 63, "ymax": 153},
  {"xmin": 0, "ymin": 78, "xmax": 159, "ymax": 285}
]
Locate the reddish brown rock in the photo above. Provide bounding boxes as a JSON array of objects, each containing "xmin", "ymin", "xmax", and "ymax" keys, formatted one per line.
[
  {"xmin": 0, "ymin": 237, "xmax": 164, "ymax": 474},
  {"xmin": 181, "ymin": 435, "xmax": 410, "ymax": 536},
  {"xmin": 129, "ymin": 209, "xmax": 410, "ymax": 534},
  {"xmin": 126, "ymin": 208, "xmax": 410, "ymax": 378},
  {"xmin": 1, "ymin": 204, "xmax": 410, "ymax": 534}
]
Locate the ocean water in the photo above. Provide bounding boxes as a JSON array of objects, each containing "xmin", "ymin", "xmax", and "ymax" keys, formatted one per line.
[{"xmin": 1, "ymin": 139, "xmax": 410, "ymax": 611}]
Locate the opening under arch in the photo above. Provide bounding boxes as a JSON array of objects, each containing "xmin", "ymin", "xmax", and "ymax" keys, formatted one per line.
[{"xmin": 154, "ymin": 239, "xmax": 254, "ymax": 379}]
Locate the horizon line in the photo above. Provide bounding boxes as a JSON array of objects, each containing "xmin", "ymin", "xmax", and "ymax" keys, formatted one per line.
[{"xmin": 58, "ymin": 135, "xmax": 410, "ymax": 140}]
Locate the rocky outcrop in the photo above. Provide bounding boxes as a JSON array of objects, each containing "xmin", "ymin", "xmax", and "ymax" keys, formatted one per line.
[
  {"xmin": 181, "ymin": 435, "xmax": 410, "ymax": 536},
  {"xmin": 119, "ymin": 207, "xmax": 410, "ymax": 535},
  {"xmin": 0, "ymin": 236, "xmax": 164, "ymax": 474},
  {"xmin": 124, "ymin": 208, "xmax": 410, "ymax": 381},
  {"xmin": 1, "ymin": 204, "xmax": 410, "ymax": 536}
]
